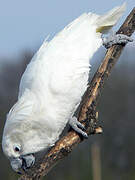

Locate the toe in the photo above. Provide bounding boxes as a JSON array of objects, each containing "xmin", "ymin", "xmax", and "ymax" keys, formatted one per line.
[
  {"xmin": 76, "ymin": 121, "xmax": 86, "ymax": 130},
  {"xmin": 73, "ymin": 126, "xmax": 88, "ymax": 138},
  {"xmin": 102, "ymin": 33, "xmax": 133, "ymax": 49},
  {"xmin": 69, "ymin": 116, "xmax": 88, "ymax": 138}
]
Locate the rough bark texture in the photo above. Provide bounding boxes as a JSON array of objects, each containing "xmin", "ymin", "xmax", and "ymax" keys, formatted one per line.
[{"xmin": 19, "ymin": 8, "xmax": 135, "ymax": 180}]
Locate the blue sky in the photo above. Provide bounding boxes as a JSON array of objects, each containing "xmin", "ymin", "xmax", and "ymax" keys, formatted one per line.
[{"xmin": 0, "ymin": 0, "xmax": 134, "ymax": 57}]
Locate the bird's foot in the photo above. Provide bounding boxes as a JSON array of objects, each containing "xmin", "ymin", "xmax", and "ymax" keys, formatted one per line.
[
  {"xmin": 102, "ymin": 33, "xmax": 133, "ymax": 49},
  {"xmin": 69, "ymin": 116, "xmax": 88, "ymax": 138}
]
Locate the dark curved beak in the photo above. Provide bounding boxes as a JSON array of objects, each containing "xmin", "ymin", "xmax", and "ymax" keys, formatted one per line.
[{"xmin": 10, "ymin": 154, "xmax": 35, "ymax": 174}]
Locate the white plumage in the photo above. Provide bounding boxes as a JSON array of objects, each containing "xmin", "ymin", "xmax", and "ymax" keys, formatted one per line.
[{"xmin": 2, "ymin": 3, "xmax": 126, "ymax": 159}]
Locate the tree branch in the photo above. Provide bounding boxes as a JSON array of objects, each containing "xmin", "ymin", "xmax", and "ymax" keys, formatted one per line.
[{"xmin": 19, "ymin": 8, "xmax": 135, "ymax": 180}]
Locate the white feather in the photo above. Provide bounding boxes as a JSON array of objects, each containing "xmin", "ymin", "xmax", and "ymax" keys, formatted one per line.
[
  {"xmin": 97, "ymin": 3, "xmax": 126, "ymax": 27},
  {"xmin": 2, "ymin": 3, "xmax": 126, "ymax": 157}
]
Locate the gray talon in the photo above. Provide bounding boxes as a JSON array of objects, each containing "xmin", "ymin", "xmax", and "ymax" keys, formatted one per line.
[
  {"xmin": 102, "ymin": 33, "xmax": 133, "ymax": 49},
  {"xmin": 69, "ymin": 117, "xmax": 88, "ymax": 138},
  {"xmin": 76, "ymin": 121, "xmax": 86, "ymax": 130}
]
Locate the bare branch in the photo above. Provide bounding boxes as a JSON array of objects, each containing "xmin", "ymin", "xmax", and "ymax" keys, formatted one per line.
[{"xmin": 19, "ymin": 8, "xmax": 135, "ymax": 180}]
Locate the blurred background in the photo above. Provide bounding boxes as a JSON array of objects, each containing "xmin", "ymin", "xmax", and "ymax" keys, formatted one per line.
[{"xmin": 0, "ymin": 0, "xmax": 135, "ymax": 180}]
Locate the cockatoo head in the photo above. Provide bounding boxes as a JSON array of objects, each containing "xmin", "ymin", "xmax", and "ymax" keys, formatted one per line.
[
  {"xmin": 2, "ymin": 125, "xmax": 36, "ymax": 173},
  {"xmin": 2, "ymin": 116, "xmax": 54, "ymax": 173},
  {"xmin": 2, "ymin": 96, "xmax": 54, "ymax": 173}
]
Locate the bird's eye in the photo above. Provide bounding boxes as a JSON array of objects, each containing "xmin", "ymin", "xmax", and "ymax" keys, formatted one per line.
[{"xmin": 14, "ymin": 146, "xmax": 20, "ymax": 152}]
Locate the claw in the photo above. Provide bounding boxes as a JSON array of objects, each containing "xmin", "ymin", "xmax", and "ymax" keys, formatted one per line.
[
  {"xmin": 69, "ymin": 117, "xmax": 88, "ymax": 138},
  {"xmin": 76, "ymin": 120, "xmax": 86, "ymax": 130},
  {"xmin": 102, "ymin": 33, "xmax": 133, "ymax": 49}
]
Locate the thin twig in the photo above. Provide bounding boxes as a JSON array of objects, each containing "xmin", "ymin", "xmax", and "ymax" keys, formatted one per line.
[{"xmin": 19, "ymin": 7, "xmax": 135, "ymax": 180}]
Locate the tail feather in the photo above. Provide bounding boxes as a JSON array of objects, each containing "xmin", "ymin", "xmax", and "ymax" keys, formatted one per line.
[{"xmin": 96, "ymin": 3, "xmax": 126, "ymax": 33}]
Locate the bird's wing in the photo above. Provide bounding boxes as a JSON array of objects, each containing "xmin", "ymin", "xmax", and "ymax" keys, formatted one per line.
[
  {"xmin": 19, "ymin": 2, "xmax": 125, "ymax": 98},
  {"xmin": 18, "ymin": 13, "xmax": 101, "ymax": 99}
]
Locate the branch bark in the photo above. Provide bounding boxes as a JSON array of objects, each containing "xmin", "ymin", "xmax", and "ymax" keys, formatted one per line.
[{"xmin": 19, "ymin": 8, "xmax": 135, "ymax": 180}]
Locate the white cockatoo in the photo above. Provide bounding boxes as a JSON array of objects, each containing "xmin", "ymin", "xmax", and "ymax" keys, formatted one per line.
[{"xmin": 2, "ymin": 3, "xmax": 133, "ymax": 173}]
